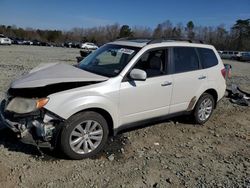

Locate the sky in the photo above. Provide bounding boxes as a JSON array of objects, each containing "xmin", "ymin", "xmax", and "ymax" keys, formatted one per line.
[{"xmin": 0, "ymin": 0, "xmax": 249, "ymax": 30}]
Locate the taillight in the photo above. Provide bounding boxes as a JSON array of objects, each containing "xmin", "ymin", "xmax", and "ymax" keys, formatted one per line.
[{"xmin": 221, "ymin": 68, "xmax": 226, "ymax": 79}]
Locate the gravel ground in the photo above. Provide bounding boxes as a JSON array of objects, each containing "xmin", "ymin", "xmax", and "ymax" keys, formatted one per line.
[{"xmin": 0, "ymin": 45, "xmax": 249, "ymax": 188}]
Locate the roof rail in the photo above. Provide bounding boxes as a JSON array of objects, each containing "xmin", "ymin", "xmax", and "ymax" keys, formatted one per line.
[
  {"xmin": 115, "ymin": 37, "xmax": 204, "ymax": 44},
  {"xmin": 147, "ymin": 38, "xmax": 204, "ymax": 44},
  {"xmin": 115, "ymin": 37, "xmax": 152, "ymax": 41}
]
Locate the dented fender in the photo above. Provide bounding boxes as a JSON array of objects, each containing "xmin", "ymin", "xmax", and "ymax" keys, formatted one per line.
[{"xmin": 43, "ymin": 78, "xmax": 121, "ymax": 129}]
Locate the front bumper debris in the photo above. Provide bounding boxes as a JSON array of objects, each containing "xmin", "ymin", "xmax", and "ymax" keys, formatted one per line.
[
  {"xmin": 0, "ymin": 100, "xmax": 19, "ymax": 132},
  {"xmin": 0, "ymin": 99, "xmax": 60, "ymax": 147}
]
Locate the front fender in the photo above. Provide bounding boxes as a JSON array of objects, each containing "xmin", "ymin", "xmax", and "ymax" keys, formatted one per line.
[{"xmin": 44, "ymin": 94, "xmax": 119, "ymax": 128}]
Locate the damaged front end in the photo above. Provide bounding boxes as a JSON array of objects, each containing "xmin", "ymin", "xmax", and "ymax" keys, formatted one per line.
[
  {"xmin": 1, "ymin": 81, "xmax": 104, "ymax": 149},
  {"xmin": 0, "ymin": 96, "xmax": 64, "ymax": 148},
  {"xmin": 0, "ymin": 62, "xmax": 108, "ymax": 150}
]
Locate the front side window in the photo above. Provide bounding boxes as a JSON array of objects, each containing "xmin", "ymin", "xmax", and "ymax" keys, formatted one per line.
[
  {"xmin": 173, "ymin": 47, "xmax": 199, "ymax": 73},
  {"xmin": 79, "ymin": 44, "xmax": 140, "ymax": 77},
  {"xmin": 133, "ymin": 49, "xmax": 167, "ymax": 78},
  {"xmin": 197, "ymin": 48, "xmax": 218, "ymax": 69}
]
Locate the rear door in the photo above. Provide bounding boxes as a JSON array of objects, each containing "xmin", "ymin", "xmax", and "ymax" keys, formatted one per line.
[{"xmin": 169, "ymin": 47, "xmax": 207, "ymax": 113}]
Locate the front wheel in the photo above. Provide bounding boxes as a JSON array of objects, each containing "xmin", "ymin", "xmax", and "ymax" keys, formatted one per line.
[
  {"xmin": 193, "ymin": 93, "xmax": 215, "ymax": 124},
  {"xmin": 60, "ymin": 111, "xmax": 109, "ymax": 159}
]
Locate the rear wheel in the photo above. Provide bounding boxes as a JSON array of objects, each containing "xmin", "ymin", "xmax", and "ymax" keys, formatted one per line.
[
  {"xmin": 60, "ymin": 111, "xmax": 109, "ymax": 159},
  {"xmin": 193, "ymin": 93, "xmax": 215, "ymax": 124}
]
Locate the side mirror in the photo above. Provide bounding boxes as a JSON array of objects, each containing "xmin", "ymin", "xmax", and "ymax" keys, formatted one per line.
[{"xmin": 129, "ymin": 69, "xmax": 147, "ymax": 81}]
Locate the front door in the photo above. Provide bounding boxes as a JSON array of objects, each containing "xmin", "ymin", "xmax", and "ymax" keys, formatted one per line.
[{"xmin": 119, "ymin": 48, "xmax": 173, "ymax": 125}]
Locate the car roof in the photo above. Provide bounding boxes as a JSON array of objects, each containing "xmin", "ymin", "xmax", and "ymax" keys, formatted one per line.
[
  {"xmin": 109, "ymin": 38, "xmax": 214, "ymax": 49},
  {"xmin": 109, "ymin": 40, "xmax": 147, "ymax": 48}
]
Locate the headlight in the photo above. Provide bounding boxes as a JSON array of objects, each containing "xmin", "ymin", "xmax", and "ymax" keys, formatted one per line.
[{"xmin": 6, "ymin": 97, "xmax": 49, "ymax": 114}]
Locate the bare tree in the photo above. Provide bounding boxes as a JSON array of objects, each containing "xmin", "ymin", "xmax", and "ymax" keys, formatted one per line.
[
  {"xmin": 106, "ymin": 23, "xmax": 120, "ymax": 41},
  {"xmin": 153, "ymin": 24, "xmax": 163, "ymax": 38},
  {"xmin": 132, "ymin": 26, "xmax": 152, "ymax": 38},
  {"xmin": 1, "ymin": 18, "xmax": 249, "ymax": 50}
]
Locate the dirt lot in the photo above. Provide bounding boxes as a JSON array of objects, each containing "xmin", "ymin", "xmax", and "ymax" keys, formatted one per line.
[{"xmin": 0, "ymin": 45, "xmax": 249, "ymax": 188}]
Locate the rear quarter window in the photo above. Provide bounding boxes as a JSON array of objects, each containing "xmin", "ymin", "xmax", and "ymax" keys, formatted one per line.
[{"xmin": 197, "ymin": 48, "xmax": 218, "ymax": 69}]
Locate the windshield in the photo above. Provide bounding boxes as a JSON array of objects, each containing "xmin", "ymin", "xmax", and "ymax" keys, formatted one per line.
[{"xmin": 79, "ymin": 44, "xmax": 140, "ymax": 77}]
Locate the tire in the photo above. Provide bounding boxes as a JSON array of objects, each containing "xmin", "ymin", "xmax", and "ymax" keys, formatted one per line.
[
  {"xmin": 193, "ymin": 93, "xmax": 215, "ymax": 124},
  {"xmin": 60, "ymin": 111, "xmax": 109, "ymax": 160}
]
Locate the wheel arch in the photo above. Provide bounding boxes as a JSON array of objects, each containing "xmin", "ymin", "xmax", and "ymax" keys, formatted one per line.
[
  {"xmin": 71, "ymin": 107, "xmax": 114, "ymax": 136},
  {"xmin": 203, "ymin": 88, "xmax": 218, "ymax": 108},
  {"xmin": 187, "ymin": 88, "xmax": 219, "ymax": 111}
]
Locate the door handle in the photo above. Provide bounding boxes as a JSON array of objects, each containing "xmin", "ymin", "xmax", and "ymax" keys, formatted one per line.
[
  {"xmin": 161, "ymin": 81, "xmax": 172, "ymax": 86},
  {"xmin": 198, "ymin": 76, "xmax": 206, "ymax": 80}
]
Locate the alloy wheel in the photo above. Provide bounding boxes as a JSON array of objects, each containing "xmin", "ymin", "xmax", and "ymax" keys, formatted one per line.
[
  {"xmin": 198, "ymin": 98, "xmax": 213, "ymax": 121},
  {"xmin": 69, "ymin": 120, "xmax": 103, "ymax": 154}
]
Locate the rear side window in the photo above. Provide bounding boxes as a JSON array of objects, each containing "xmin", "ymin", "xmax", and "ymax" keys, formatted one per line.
[
  {"xmin": 197, "ymin": 48, "xmax": 218, "ymax": 69},
  {"xmin": 173, "ymin": 47, "xmax": 199, "ymax": 73}
]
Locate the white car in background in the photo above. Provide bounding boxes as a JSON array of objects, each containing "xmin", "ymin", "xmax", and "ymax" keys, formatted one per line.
[
  {"xmin": 80, "ymin": 42, "xmax": 98, "ymax": 50},
  {"xmin": 0, "ymin": 34, "xmax": 11, "ymax": 45}
]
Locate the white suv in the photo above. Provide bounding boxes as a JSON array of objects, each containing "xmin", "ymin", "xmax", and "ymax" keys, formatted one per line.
[{"xmin": 0, "ymin": 39, "xmax": 226, "ymax": 159}]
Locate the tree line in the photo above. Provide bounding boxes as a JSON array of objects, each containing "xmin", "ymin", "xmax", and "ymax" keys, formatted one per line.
[{"xmin": 0, "ymin": 19, "xmax": 249, "ymax": 51}]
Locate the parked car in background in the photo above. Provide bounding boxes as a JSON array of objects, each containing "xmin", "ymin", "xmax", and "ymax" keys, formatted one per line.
[
  {"xmin": 218, "ymin": 50, "xmax": 250, "ymax": 61},
  {"xmin": 71, "ymin": 42, "xmax": 80, "ymax": 48},
  {"xmin": 40, "ymin": 42, "xmax": 50, "ymax": 46},
  {"xmin": 239, "ymin": 52, "xmax": 250, "ymax": 62},
  {"xmin": 234, "ymin": 51, "xmax": 244, "ymax": 60},
  {"xmin": 79, "ymin": 42, "xmax": 98, "ymax": 50},
  {"xmin": 217, "ymin": 50, "xmax": 223, "ymax": 55},
  {"xmin": 11, "ymin": 38, "xmax": 25, "ymax": 45},
  {"xmin": 64, "ymin": 42, "xmax": 73, "ymax": 48},
  {"xmin": 220, "ymin": 51, "xmax": 237, "ymax": 59},
  {"xmin": 32, "ymin": 40, "xmax": 41, "ymax": 46},
  {"xmin": 23, "ymin": 40, "xmax": 33, "ymax": 45},
  {"xmin": 0, "ymin": 34, "xmax": 11, "ymax": 45}
]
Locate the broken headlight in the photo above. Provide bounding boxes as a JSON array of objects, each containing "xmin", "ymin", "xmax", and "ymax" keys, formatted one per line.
[{"xmin": 6, "ymin": 97, "xmax": 49, "ymax": 114}]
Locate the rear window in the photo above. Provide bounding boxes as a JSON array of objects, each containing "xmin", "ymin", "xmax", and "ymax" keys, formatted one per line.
[{"xmin": 197, "ymin": 48, "xmax": 218, "ymax": 69}]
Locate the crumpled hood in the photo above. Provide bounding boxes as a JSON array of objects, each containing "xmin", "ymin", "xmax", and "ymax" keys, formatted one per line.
[{"xmin": 11, "ymin": 63, "xmax": 108, "ymax": 89}]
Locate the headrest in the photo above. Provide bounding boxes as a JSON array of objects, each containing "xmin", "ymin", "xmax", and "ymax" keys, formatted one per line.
[{"xmin": 149, "ymin": 56, "xmax": 162, "ymax": 70}]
